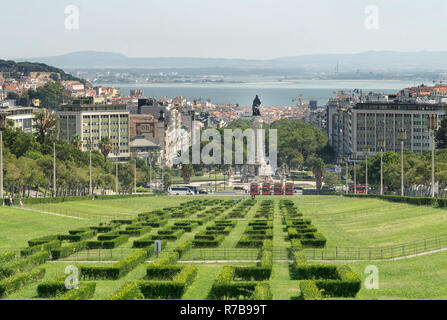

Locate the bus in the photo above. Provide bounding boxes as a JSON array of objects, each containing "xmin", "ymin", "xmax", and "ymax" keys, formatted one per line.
[
  {"xmin": 274, "ymin": 183, "xmax": 283, "ymax": 195},
  {"xmin": 262, "ymin": 183, "xmax": 272, "ymax": 195},
  {"xmin": 176, "ymin": 184, "xmax": 200, "ymax": 194},
  {"xmin": 285, "ymin": 183, "xmax": 294, "ymax": 195},
  {"xmin": 349, "ymin": 185, "xmax": 366, "ymax": 194},
  {"xmin": 168, "ymin": 186, "xmax": 194, "ymax": 195},
  {"xmin": 250, "ymin": 183, "xmax": 260, "ymax": 196}
]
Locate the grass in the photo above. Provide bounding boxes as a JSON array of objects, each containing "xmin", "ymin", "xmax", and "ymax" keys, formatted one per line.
[
  {"xmin": 296, "ymin": 195, "xmax": 447, "ymax": 247},
  {"xmin": 4, "ymin": 194, "xmax": 447, "ymax": 300}
]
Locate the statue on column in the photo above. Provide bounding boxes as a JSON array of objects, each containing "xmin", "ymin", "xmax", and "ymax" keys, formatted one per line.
[{"xmin": 252, "ymin": 95, "xmax": 261, "ymax": 117}]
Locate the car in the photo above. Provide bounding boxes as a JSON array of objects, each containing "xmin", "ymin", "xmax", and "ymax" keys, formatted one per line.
[
  {"xmin": 233, "ymin": 186, "xmax": 246, "ymax": 191},
  {"xmin": 198, "ymin": 190, "xmax": 209, "ymax": 194}
]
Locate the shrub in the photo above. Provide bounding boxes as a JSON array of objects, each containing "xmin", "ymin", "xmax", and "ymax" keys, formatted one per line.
[
  {"xmin": 28, "ymin": 235, "xmax": 60, "ymax": 247},
  {"xmin": 147, "ymin": 265, "xmax": 182, "ymax": 280},
  {"xmin": 80, "ymin": 249, "xmax": 147, "ymax": 280},
  {"xmin": 21, "ymin": 240, "xmax": 61, "ymax": 257},
  {"xmin": 0, "ymin": 268, "xmax": 45, "ymax": 298},
  {"xmin": 314, "ymin": 266, "xmax": 361, "ymax": 297},
  {"xmin": 107, "ymin": 281, "xmax": 144, "ymax": 300},
  {"xmin": 37, "ymin": 281, "xmax": 67, "ymax": 298},
  {"xmin": 0, "ymin": 251, "xmax": 48, "ymax": 279},
  {"xmin": 0, "ymin": 251, "xmax": 16, "ymax": 264},
  {"xmin": 57, "ymin": 283, "xmax": 96, "ymax": 300},
  {"xmin": 252, "ymin": 283, "xmax": 273, "ymax": 300},
  {"xmin": 173, "ymin": 241, "xmax": 192, "ymax": 258},
  {"xmin": 133, "ymin": 238, "xmax": 167, "ymax": 250},
  {"xmin": 51, "ymin": 241, "xmax": 87, "ymax": 260},
  {"xmin": 59, "ymin": 230, "xmax": 97, "ymax": 242},
  {"xmin": 293, "ymin": 264, "xmax": 339, "ymax": 280},
  {"xmin": 299, "ymin": 280, "xmax": 323, "ymax": 300}
]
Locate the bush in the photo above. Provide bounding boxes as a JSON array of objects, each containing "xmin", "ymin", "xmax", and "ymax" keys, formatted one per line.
[
  {"xmin": 133, "ymin": 238, "xmax": 167, "ymax": 250},
  {"xmin": 314, "ymin": 266, "xmax": 361, "ymax": 297},
  {"xmin": 252, "ymin": 283, "xmax": 273, "ymax": 300},
  {"xmin": 173, "ymin": 241, "xmax": 192, "ymax": 258},
  {"xmin": 51, "ymin": 241, "xmax": 87, "ymax": 260},
  {"xmin": 0, "ymin": 268, "xmax": 45, "ymax": 298},
  {"xmin": 57, "ymin": 283, "xmax": 96, "ymax": 300},
  {"xmin": 0, "ymin": 251, "xmax": 48, "ymax": 279},
  {"xmin": 21, "ymin": 240, "xmax": 61, "ymax": 257},
  {"xmin": 86, "ymin": 235, "xmax": 129, "ymax": 249},
  {"xmin": 80, "ymin": 249, "xmax": 147, "ymax": 280},
  {"xmin": 293, "ymin": 264, "xmax": 339, "ymax": 280},
  {"xmin": 147, "ymin": 265, "xmax": 182, "ymax": 280},
  {"xmin": 37, "ymin": 281, "xmax": 67, "ymax": 298},
  {"xmin": 28, "ymin": 235, "xmax": 60, "ymax": 247},
  {"xmin": 107, "ymin": 281, "xmax": 144, "ymax": 300},
  {"xmin": 59, "ymin": 230, "xmax": 97, "ymax": 242},
  {"xmin": 0, "ymin": 251, "xmax": 16, "ymax": 264},
  {"xmin": 299, "ymin": 280, "xmax": 323, "ymax": 300}
]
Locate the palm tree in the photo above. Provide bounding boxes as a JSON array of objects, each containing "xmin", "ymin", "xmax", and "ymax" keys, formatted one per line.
[
  {"xmin": 98, "ymin": 137, "xmax": 113, "ymax": 161},
  {"xmin": 311, "ymin": 157, "xmax": 325, "ymax": 190},
  {"xmin": 180, "ymin": 163, "xmax": 194, "ymax": 184},
  {"xmin": 70, "ymin": 135, "xmax": 82, "ymax": 150},
  {"xmin": 33, "ymin": 110, "xmax": 58, "ymax": 143}
]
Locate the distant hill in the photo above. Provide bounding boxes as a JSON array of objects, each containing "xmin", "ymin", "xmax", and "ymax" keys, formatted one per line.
[
  {"xmin": 0, "ymin": 59, "xmax": 85, "ymax": 83},
  {"xmin": 19, "ymin": 50, "xmax": 447, "ymax": 72}
]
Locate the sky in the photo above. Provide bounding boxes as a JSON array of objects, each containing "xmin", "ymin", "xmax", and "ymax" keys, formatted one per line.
[{"xmin": 1, "ymin": 0, "xmax": 447, "ymax": 60}]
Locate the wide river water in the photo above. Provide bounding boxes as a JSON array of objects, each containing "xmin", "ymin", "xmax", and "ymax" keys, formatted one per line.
[{"xmin": 99, "ymin": 79, "xmax": 420, "ymax": 107}]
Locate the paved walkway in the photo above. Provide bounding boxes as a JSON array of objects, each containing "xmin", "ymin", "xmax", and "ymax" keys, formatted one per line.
[{"xmin": 17, "ymin": 207, "xmax": 86, "ymax": 220}]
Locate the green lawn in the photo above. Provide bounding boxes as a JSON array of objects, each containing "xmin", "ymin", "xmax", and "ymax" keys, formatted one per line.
[
  {"xmin": 295, "ymin": 196, "xmax": 447, "ymax": 247},
  {"xmin": 4, "ymin": 195, "xmax": 447, "ymax": 300}
]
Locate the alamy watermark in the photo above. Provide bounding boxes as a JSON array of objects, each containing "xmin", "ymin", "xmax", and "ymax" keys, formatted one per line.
[
  {"xmin": 65, "ymin": 5, "xmax": 80, "ymax": 31},
  {"xmin": 172, "ymin": 122, "xmax": 277, "ymax": 167},
  {"xmin": 65, "ymin": 265, "xmax": 79, "ymax": 290},
  {"xmin": 364, "ymin": 265, "xmax": 379, "ymax": 290},
  {"xmin": 364, "ymin": 5, "xmax": 379, "ymax": 30}
]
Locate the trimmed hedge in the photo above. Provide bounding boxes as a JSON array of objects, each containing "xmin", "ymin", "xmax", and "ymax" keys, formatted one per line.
[
  {"xmin": 59, "ymin": 230, "xmax": 97, "ymax": 242},
  {"xmin": 173, "ymin": 241, "xmax": 192, "ymax": 258},
  {"xmin": 0, "ymin": 251, "xmax": 48, "ymax": 279},
  {"xmin": 51, "ymin": 241, "xmax": 87, "ymax": 260},
  {"xmin": 80, "ymin": 249, "xmax": 147, "ymax": 280},
  {"xmin": 137, "ymin": 265, "xmax": 197, "ymax": 299},
  {"xmin": 86, "ymin": 235, "xmax": 129, "ymax": 249},
  {"xmin": 253, "ymin": 283, "xmax": 273, "ymax": 300},
  {"xmin": 133, "ymin": 237, "xmax": 167, "ymax": 250},
  {"xmin": 56, "ymin": 283, "xmax": 96, "ymax": 300},
  {"xmin": 28, "ymin": 235, "xmax": 60, "ymax": 247},
  {"xmin": 0, "ymin": 268, "xmax": 45, "ymax": 298},
  {"xmin": 0, "ymin": 251, "xmax": 16, "ymax": 265},
  {"xmin": 107, "ymin": 281, "xmax": 144, "ymax": 300},
  {"xmin": 21, "ymin": 240, "xmax": 61, "ymax": 257},
  {"xmin": 37, "ymin": 281, "xmax": 67, "ymax": 298},
  {"xmin": 299, "ymin": 280, "xmax": 323, "ymax": 300}
]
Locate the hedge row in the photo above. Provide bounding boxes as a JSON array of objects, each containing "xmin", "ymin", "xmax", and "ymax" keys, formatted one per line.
[
  {"xmin": 51, "ymin": 241, "xmax": 87, "ymax": 260},
  {"xmin": 0, "ymin": 251, "xmax": 16, "ymax": 265},
  {"xmin": 107, "ymin": 281, "xmax": 144, "ymax": 300},
  {"xmin": 0, "ymin": 267, "xmax": 45, "ymax": 298},
  {"xmin": 299, "ymin": 280, "xmax": 323, "ymax": 300},
  {"xmin": 22, "ymin": 194, "xmax": 155, "ymax": 205},
  {"xmin": 137, "ymin": 265, "xmax": 197, "ymax": 299},
  {"xmin": 20, "ymin": 240, "xmax": 61, "ymax": 257},
  {"xmin": 86, "ymin": 235, "xmax": 129, "ymax": 249},
  {"xmin": 173, "ymin": 241, "xmax": 192, "ymax": 258},
  {"xmin": 56, "ymin": 283, "xmax": 96, "ymax": 300},
  {"xmin": 0, "ymin": 251, "xmax": 48, "ymax": 279},
  {"xmin": 80, "ymin": 249, "xmax": 147, "ymax": 280},
  {"xmin": 344, "ymin": 193, "xmax": 447, "ymax": 208}
]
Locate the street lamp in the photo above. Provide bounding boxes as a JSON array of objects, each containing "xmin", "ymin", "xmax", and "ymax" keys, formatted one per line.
[
  {"xmin": 352, "ymin": 152, "xmax": 357, "ymax": 194},
  {"xmin": 114, "ymin": 146, "xmax": 119, "ymax": 195},
  {"xmin": 87, "ymin": 137, "xmax": 93, "ymax": 198},
  {"xmin": 51, "ymin": 130, "xmax": 59, "ymax": 197},
  {"xmin": 0, "ymin": 112, "xmax": 9, "ymax": 204},
  {"xmin": 397, "ymin": 128, "xmax": 407, "ymax": 196},
  {"xmin": 428, "ymin": 114, "xmax": 439, "ymax": 198},
  {"xmin": 345, "ymin": 157, "xmax": 349, "ymax": 194},
  {"xmin": 364, "ymin": 148, "xmax": 370, "ymax": 195},
  {"xmin": 377, "ymin": 138, "xmax": 385, "ymax": 195}
]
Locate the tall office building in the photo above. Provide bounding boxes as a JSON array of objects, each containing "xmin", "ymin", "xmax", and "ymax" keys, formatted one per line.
[{"xmin": 57, "ymin": 97, "xmax": 130, "ymax": 161}]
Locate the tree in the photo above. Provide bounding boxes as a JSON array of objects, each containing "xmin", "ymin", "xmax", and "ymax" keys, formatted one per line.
[
  {"xmin": 163, "ymin": 172, "xmax": 172, "ymax": 191},
  {"xmin": 70, "ymin": 135, "xmax": 82, "ymax": 150},
  {"xmin": 180, "ymin": 163, "xmax": 194, "ymax": 184},
  {"xmin": 323, "ymin": 171, "xmax": 339, "ymax": 189},
  {"xmin": 436, "ymin": 118, "xmax": 447, "ymax": 149},
  {"xmin": 98, "ymin": 137, "xmax": 112, "ymax": 161},
  {"xmin": 308, "ymin": 156, "xmax": 325, "ymax": 190},
  {"xmin": 33, "ymin": 109, "xmax": 58, "ymax": 144}
]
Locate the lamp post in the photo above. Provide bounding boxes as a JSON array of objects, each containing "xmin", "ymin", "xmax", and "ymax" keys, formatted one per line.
[
  {"xmin": 345, "ymin": 157, "xmax": 349, "ymax": 194},
  {"xmin": 353, "ymin": 152, "xmax": 357, "ymax": 194},
  {"xmin": 114, "ymin": 146, "xmax": 119, "ymax": 195},
  {"xmin": 87, "ymin": 137, "xmax": 93, "ymax": 198},
  {"xmin": 0, "ymin": 112, "xmax": 7, "ymax": 204},
  {"xmin": 377, "ymin": 138, "xmax": 385, "ymax": 195},
  {"xmin": 134, "ymin": 159, "xmax": 137, "ymax": 194},
  {"xmin": 364, "ymin": 148, "xmax": 370, "ymax": 195},
  {"xmin": 428, "ymin": 114, "xmax": 439, "ymax": 198},
  {"xmin": 397, "ymin": 128, "xmax": 407, "ymax": 196}
]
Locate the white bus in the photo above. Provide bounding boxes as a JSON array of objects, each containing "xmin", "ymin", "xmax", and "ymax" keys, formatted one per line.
[{"xmin": 168, "ymin": 186, "xmax": 193, "ymax": 195}]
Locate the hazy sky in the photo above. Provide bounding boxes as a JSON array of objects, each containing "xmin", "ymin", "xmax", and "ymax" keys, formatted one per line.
[{"xmin": 2, "ymin": 0, "xmax": 447, "ymax": 60}]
